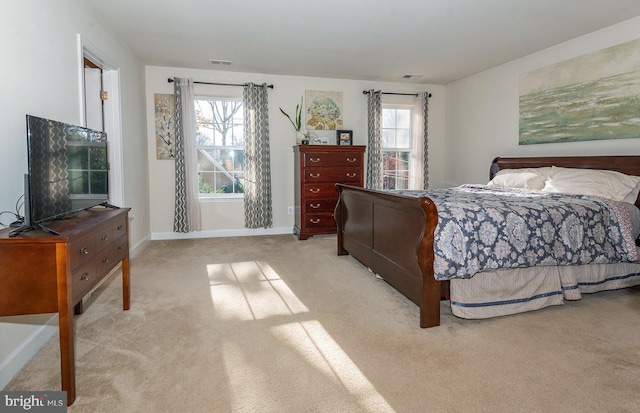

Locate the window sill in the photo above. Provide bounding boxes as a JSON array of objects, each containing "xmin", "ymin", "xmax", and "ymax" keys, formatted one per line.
[{"xmin": 199, "ymin": 195, "xmax": 244, "ymax": 203}]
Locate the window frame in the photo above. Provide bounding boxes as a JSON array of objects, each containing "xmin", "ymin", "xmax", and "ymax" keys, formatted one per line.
[
  {"xmin": 194, "ymin": 95, "xmax": 245, "ymax": 200},
  {"xmin": 381, "ymin": 104, "xmax": 414, "ymax": 191}
]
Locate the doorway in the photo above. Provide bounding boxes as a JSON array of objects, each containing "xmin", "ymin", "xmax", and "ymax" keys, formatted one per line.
[{"xmin": 78, "ymin": 34, "xmax": 124, "ymax": 208}]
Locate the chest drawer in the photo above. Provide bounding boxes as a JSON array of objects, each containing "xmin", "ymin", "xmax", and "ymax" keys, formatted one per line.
[
  {"xmin": 304, "ymin": 151, "xmax": 362, "ymax": 167},
  {"xmin": 304, "ymin": 167, "xmax": 363, "ymax": 184},
  {"xmin": 304, "ymin": 183, "xmax": 339, "ymax": 199},
  {"xmin": 69, "ymin": 235, "xmax": 95, "ymax": 272},
  {"xmin": 302, "ymin": 214, "xmax": 337, "ymax": 229},
  {"xmin": 113, "ymin": 234, "xmax": 129, "ymax": 263},
  {"xmin": 113, "ymin": 215, "xmax": 127, "ymax": 239},
  {"xmin": 71, "ymin": 259, "xmax": 98, "ymax": 304},
  {"xmin": 95, "ymin": 244, "xmax": 116, "ymax": 276},
  {"xmin": 305, "ymin": 199, "xmax": 338, "ymax": 213},
  {"xmin": 94, "ymin": 224, "xmax": 114, "ymax": 252}
]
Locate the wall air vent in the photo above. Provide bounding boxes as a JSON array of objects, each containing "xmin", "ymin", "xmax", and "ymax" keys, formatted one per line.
[
  {"xmin": 209, "ymin": 59, "xmax": 233, "ymax": 66},
  {"xmin": 402, "ymin": 74, "xmax": 422, "ymax": 79}
]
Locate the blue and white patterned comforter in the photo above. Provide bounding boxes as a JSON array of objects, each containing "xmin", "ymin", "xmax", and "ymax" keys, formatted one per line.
[{"xmin": 392, "ymin": 186, "xmax": 640, "ymax": 281}]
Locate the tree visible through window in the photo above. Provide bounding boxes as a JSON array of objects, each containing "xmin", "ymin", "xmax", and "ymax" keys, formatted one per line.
[
  {"xmin": 382, "ymin": 106, "xmax": 412, "ymax": 190},
  {"xmin": 194, "ymin": 97, "xmax": 245, "ymax": 196}
]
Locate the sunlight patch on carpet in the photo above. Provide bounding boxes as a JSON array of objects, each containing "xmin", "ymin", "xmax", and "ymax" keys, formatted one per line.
[{"xmin": 207, "ymin": 261, "xmax": 308, "ymax": 320}]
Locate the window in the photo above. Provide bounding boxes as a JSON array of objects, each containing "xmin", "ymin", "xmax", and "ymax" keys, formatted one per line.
[
  {"xmin": 382, "ymin": 106, "xmax": 412, "ymax": 190},
  {"xmin": 194, "ymin": 97, "xmax": 245, "ymax": 197}
]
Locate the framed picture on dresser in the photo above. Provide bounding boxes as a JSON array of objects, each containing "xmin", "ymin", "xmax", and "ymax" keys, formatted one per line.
[{"xmin": 336, "ymin": 130, "xmax": 352, "ymax": 145}]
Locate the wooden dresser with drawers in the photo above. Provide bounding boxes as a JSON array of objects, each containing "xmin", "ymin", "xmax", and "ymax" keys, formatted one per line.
[
  {"xmin": 293, "ymin": 145, "xmax": 366, "ymax": 240},
  {"xmin": 0, "ymin": 206, "xmax": 130, "ymax": 405}
]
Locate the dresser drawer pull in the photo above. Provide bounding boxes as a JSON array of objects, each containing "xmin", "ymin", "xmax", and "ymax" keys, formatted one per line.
[
  {"xmin": 309, "ymin": 173, "xmax": 320, "ymax": 178},
  {"xmin": 103, "ymin": 256, "xmax": 110, "ymax": 264},
  {"xmin": 101, "ymin": 234, "xmax": 109, "ymax": 241},
  {"xmin": 310, "ymin": 219, "xmax": 321, "ymax": 224},
  {"xmin": 346, "ymin": 173, "xmax": 356, "ymax": 178},
  {"xmin": 309, "ymin": 203, "xmax": 320, "ymax": 209},
  {"xmin": 346, "ymin": 157, "xmax": 357, "ymax": 163},
  {"xmin": 309, "ymin": 188, "xmax": 320, "ymax": 193},
  {"xmin": 80, "ymin": 246, "xmax": 89, "ymax": 255},
  {"xmin": 309, "ymin": 157, "xmax": 320, "ymax": 163},
  {"xmin": 116, "ymin": 224, "xmax": 124, "ymax": 231},
  {"xmin": 118, "ymin": 244, "xmax": 125, "ymax": 250},
  {"xmin": 81, "ymin": 272, "xmax": 90, "ymax": 281}
]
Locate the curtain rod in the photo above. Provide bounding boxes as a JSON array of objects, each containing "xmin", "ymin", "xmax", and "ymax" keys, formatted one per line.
[
  {"xmin": 362, "ymin": 90, "xmax": 432, "ymax": 97},
  {"xmin": 167, "ymin": 78, "xmax": 274, "ymax": 89}
]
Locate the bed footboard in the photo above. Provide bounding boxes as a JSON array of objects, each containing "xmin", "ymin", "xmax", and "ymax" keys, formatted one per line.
[{"xmin": 335, "ymin": 184, "xmax": 441, "ymax": 328}]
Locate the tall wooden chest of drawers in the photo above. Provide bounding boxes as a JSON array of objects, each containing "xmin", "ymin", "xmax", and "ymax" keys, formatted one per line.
[{"xmin": 294, "ymin": 145, "xmax": 366, "ymax": 240}]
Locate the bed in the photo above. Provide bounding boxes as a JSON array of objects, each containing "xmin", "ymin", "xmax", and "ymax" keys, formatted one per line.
[{"xmin": 335, "ymin": 156, "xmax": 640, "ymax": 328}]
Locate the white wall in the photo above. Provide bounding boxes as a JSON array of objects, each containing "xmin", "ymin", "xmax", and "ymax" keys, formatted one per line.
[
  {"xmin": 145, "ymin": 66, "xmax": 446, "ymax": 237},
  {"xmin": 0, "ymin": 0, "xmax": 149, "ymax": 388},
  {"xmin": 445, "ymin": 16, "xmax": 640, "ymax": 187}
]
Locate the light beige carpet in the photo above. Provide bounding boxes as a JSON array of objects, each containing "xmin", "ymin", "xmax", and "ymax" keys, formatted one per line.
[{"xmin": 5, "ymin": 234, "xmax": 640, "ymax": 412}]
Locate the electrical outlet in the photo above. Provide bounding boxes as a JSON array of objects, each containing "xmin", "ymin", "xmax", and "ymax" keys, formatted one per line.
[{"xmin": 287, "ymin": 206, "xmax": 294, "ymax": 215}]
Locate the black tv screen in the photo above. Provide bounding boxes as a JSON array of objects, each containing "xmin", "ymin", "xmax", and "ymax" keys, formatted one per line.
[{"xmin": 26, "ymin": 115, "xmax": 109, "ymax": 224}]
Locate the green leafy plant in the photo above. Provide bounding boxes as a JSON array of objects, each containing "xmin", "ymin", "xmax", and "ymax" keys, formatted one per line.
[{"xmin": 279, "ymin": 97, "xmax": 303, "ymax": 131}]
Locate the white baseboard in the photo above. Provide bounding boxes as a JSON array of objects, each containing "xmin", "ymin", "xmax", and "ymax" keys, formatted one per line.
[
  {"xmin": 0, "ymin": 315, "xmax": 57, "ymax": 389},
  {"xmin": 151, "ymin": 226, "xmax": 294, "ymax": 240}
]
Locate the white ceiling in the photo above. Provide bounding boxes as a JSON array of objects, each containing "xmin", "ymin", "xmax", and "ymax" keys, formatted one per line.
[{"xmin": 85, "ymin": 0, "xmax": 640, "ymax": 85}]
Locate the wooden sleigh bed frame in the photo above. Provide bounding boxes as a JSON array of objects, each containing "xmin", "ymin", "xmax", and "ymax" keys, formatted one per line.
[{"xmin": 335, "ymin": 155, "xmax": 640, "ymax": 328}]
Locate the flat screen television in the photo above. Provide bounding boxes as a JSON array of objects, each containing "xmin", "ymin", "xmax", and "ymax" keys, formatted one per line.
[{"xmin": 9, "ymin": 115, "xmax": 111, "ymax": 236}]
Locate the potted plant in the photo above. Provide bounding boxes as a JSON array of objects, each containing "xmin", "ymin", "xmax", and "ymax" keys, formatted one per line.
[{"xmin": 280, "ymin": 97, "xmax": 310, "ymax": 144}]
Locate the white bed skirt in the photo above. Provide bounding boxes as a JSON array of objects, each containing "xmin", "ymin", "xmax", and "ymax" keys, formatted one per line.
[{"xmin": 449, "ymin": 261, "xmax": 640, "ymax": 319}]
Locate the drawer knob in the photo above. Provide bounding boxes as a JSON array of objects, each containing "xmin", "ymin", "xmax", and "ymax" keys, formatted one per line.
[
  {"xmin": 118, "ymin": 244, "xmax": 125, "ymax": 250},
  {"xmin": 309, "ymin": 188, "xmax": 320, "ymax": 193},
  {"xmin": 103, "ymin": 256, "xmax": 110, "ymax": 263},
  {"xmin": 310, "ymin": 219, "xmax": 320, "ymax": 224},
  {"xmin": 309, "ymin": 157, "xmax": 320, "ymax": 163},
  {"xmin": 81, "ymin": 272, "xmax": 89, "ymax": 281},
  {"xmin": 310, "ymin": 203, "xmax": 320, "ymax": 209},
  {"xmin": 309, "ymin": 173, "xmax": 320, "ymax": 178},
  {"xmin": 101, "ymin": 234, "xmax": 109, "ymax": 241},
  {"xmin": 80, "ymin": 246, "xmax": 89, "ymax": 255},
  {"xmin": 346, "ymin": 157, "xmax": 357, "ymax": 163},
  {"xmin": 346, "ymin": 173, "xmax": 356, "ymax": 178},
  {"xmin": 117, "ymin": 224, "xmax": 124, "ymax": 231}
]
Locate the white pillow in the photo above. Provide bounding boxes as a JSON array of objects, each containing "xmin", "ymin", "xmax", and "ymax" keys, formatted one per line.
[
  {"xmin": 541, "ymin": 166, "xmax": 640, "ymax": 202},
  {"xmin": 624, "ymin": 181, "xmax": 640, "ymax": 205},
  {"xmin": 487, "ymin": 167, "xmax": 551, "ymax": 190}
]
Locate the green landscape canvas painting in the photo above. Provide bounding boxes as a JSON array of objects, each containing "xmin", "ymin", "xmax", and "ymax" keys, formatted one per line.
[{"xmin": 519, "ymin": 38, "xmax": 640, "ymax": 145}]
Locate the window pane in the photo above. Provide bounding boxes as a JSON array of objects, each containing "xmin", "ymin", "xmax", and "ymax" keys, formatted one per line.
[
  {"xmin": 396, "ymin": 109, "xmax": 410, "ymax": 128},
  {"xmin": 382, "ymin": 150, "xmax": 410, "ymax": 190},
  {"xmin": 89, "ymin": 146, "xmax": 107, "ymax": 170},
  {"xmin": 90, "ymin": 171, "xmax": 108, "ymax": 194},
  {"xmin": 198, "ymin": 148, "xmax": 245, "ymax": 194},
  {"xmin": 396, "ymin": 129, "xmax": 411, "ymax": 148},
  {"xmin": 69, "ymin": 170, "xmax": 88, "ymax": 194},
  {"xmin": 382, "ymin": 109, "xmax": 395, "ymax": 128},
  {"xmin": 382, "ymin": 129, "xmax": 395, "ymax": 148}
]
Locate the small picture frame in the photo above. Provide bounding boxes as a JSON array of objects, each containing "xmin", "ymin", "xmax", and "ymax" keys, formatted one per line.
[{"xmin": 337, "ymin": 130, "xmax": 352, "ymax": 146}]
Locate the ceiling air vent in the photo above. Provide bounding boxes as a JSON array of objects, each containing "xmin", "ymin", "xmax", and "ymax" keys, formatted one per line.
[
  {"xmin": 402, "ymin": 74, "xmax": 422, "ymax": 79},
  {"xmin": 209, "ymin": 59, "xmax": 232, "ymax": 66}
]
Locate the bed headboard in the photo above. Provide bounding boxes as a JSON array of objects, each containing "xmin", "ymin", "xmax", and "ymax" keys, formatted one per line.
[{"xmin": 490, "ymin": 155, "xmax": 640, "ymax": 209}]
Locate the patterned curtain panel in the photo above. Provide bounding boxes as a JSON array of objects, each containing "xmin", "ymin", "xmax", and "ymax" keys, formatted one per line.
[
  {"xmin": 173, "ymin": 78, "xmax": 202, "ymax": 232},
  {"xmin": 366, "ymin": 90, "xmax": 382, "ymax": 190},
  {"xmin": 243, "ymin": 83, "xmax": 273, "ymax": 228},
  {"xmin": 421, "ymin": 92, "xmax": 430, "ymax": 189}
]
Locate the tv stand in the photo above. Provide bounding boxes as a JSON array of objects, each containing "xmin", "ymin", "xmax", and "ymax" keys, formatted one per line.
[
  {"xmin": 99, "ymin": 202, "xmax": 120, "ymax": 209},
  {"xmin": 0, "ymin": 207, "xmax": 130, "ymax": 406},
  {"xmin": 8, "ymin": 221, "xmax": 59, "ymax": 237}
]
